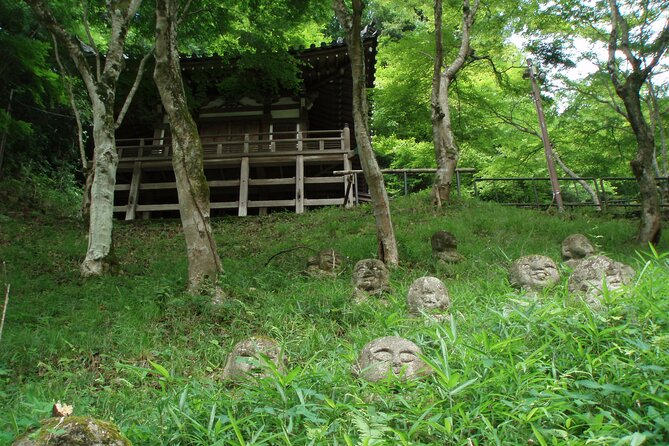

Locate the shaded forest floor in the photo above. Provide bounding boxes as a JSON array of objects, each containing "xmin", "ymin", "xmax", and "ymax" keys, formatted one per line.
[{"xmin": 1, "ymin": 193, "xmax": 668, "ymax": 445}]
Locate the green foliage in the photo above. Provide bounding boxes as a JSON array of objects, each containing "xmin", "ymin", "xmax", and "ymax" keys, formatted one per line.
[
  {"xmin": 0, "ymin": 163, "xmax": 81, "ymax": 219},
  {"xmin": 1, "ymin": 197, "xmax": 667, "ymax": 444}
]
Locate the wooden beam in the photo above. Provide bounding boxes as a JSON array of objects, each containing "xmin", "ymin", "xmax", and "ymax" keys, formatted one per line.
[
  {"xmin": 342, "ymin": 153, "xmax": 353, "ymax": 208},
  {"xmin": 248, "ymin": 199, "xmax": 296, "ymax": 208},
  {"xmin": 304, "ymin": 176, "xmax": 344, "ymax": 184},
  {"xmin": 295, "ymin": 125, "xmax": 304, "ymax": 214},
  {"xmin": 125, "ymin": 161, "xmax": 142, "ymax": 221},
  {"xmin": 238, "ymin": 157, "xmax": 249, "ymax": 217},
  {"xmin": 305, "ymin": 198, "xmax": 345, "ymax": 206}
]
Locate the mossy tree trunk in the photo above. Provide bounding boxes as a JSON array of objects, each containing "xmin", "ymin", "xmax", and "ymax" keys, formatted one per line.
[
  {"xmin": 607, "ymin": 0, "xmax": 668, "ymax": 245},
  {"xmin": 431, "ymin": 0, "xmax": 478, "ymax": 207},
  {"xmin": 154, "ymin": 0, "xmax": 222, "ymax": 291},
  {"xmin": 26, "ymin": 0, "xmax": 142, "ymax": 276},
  {"xmin": 334, "ymin": 0, "xmax": 398, "ymax": 267}
]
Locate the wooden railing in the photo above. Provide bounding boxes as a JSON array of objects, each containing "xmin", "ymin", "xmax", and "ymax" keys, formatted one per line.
[{"xmin": 115, "ymin": 129, "xmax": 351, "ymax": 160}]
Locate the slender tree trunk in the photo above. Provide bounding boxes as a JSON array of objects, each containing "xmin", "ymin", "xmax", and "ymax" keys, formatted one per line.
[
  {"xmin": 431, "ymin": 0, "xmax": 478, "ymax": 206},
  {"xmin": 607, "ymin": 0, "xmax": 664, "ymax": 245},
  {"xmin": 620, "ymin": 83, "xmax": 661, "ymax": 244},
  {"xmin": 154, "ymin": 0, "xmax": 222, "ymax": 291},
  {"xmin": 334, "ymin": 0, "xmax": 398, "ymax": 266},
  {"xmin": 432, "ymin": 75, "xmax": 458, "ymax": 206},
  {"xmin": 27, "ymin": 0, "xmax": 143, "ymax": 275},
  {"xmin": 552, "ymin": 150, "xmax": 601, "ymax": 210},
  {"xmin": 82, "ymin": 103, "xmax": 118, "ymax": 275},
  {"xmin": 647, "ymin": 80, "xmax": 669, "ymax": 205}
]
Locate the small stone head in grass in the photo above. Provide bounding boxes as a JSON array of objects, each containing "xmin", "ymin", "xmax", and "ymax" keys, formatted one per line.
[
  {"xmin": 562, "ymin": 234, "xmax": 596, "ymax": 268},
  {"xmin": 509, "ymin": 255, "xmax": 560, "ymax": 292},
  {"xmin": 222, "ymin": 336, "xmax": 283, "ymax": 381},
  {"xmin": 353, "ymin": 336, "xmax": 432, "ymax": 382},
  {"xmin": 407, "ymin": 276, "xmax": 450, "ymax": 318},
  {"xmin": 352, "ymin": 259, "xmax": 390, "ymax": 302},
  {"xmin": 306, "ymin": 248, "xmax": 343, "ymax": 277},
  {"xmin": 568, "ymin": 255, "xmax": 635, "ymax": 309},
  {"xmin": 431, "ymin": 230, "xmax": 463, "ymax": 263}
]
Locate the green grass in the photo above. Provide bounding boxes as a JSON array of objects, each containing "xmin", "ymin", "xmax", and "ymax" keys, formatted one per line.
[{"xmin": 1, "ymin": 192, "xmax": 668, "ymax": 445}]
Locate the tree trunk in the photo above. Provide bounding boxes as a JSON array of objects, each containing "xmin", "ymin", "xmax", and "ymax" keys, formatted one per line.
[
  {"xmin": 27, "ymin": 0, "xmax": 143, "ymax": 275},
  {"xmin": 154, "ymin": 0, "xmax": 222, "ymax": 291},
  {"xmin": 431, "ymin": 0, "xmax": 478, "ymax": 207},
  {"xmin": 620, "ymin": 83, "xmax": 661, "ymax": 244},
  {"xmin": 607, "ymin": 0, "xmax": 664, "ymax": 245},
  {"xmin": 334, "ymin": 0, "xmax": 398, "ymax": 266},
  {"xmin": 432, "ymin": 75, "xmax": 459, "ymax": 206},
  {"xmin": 552, "ymin": 150, "xmax": 601, "ymax": 210},
  {"xmin": 647, "ymin": 80, "xmax": 669, "ymax": 205},
  {"xmin": 81, "ymin": 103, "xmax": 118, "ymax": 276}
]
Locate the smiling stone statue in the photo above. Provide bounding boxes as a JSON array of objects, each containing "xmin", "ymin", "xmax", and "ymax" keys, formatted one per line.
[
  {"xmin": 431, "ymin": 230, "xmax": 463, "ymax": 263},
  {"xmin": 306, "ymin": 248, "xmax": 343, "ymax": 277},
  {"xmin": 353, "ymin": 336, "xmax": 432, "ymax": 382},
  {"xmin": 509, "ymin": 255, "xmax": 560, "ymax": 292},
  {"xmin": 568, "ymin": 255, "xmax": 635, "ymax": 308},
  {"xmin": 407, "ymin": 276, "xmax": 450, "ymax": 317},
  {"xmin": 221, "ymin": 337, "xmax": 283, "ymax": 381},
  {"xmin": 562, "ymin": 234, "xmax": 596, "ymax": 268},
  {"xmin": 352, "ymin": 259, "xmax": 390, "ymax": 302}
]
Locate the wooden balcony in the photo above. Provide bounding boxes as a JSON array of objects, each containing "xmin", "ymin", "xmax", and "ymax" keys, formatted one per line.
[
  {"xmin": 116, "ymin": 129, "xmax": 350, "ymax": 164},
  {"xmin": 113, "ymin": 128, "xmax": 355, "ymax": 219}
]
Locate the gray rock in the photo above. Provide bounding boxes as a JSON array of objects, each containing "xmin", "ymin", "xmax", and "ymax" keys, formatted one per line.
[
  {"xmin": 431, "ymin": 230, "xmax": 463, "ymax": 263},
  {"xmin": 568, "ymin": 255, "xmax": 635, "ymax": 307},
  {"xmin": 353, "ymin": 336, "xmax": 432, "ymax": 382},
  {"xmin": 306, "ymin": 249, "xmax": 343, "ymax": 277},
  {"xmin": 352, "ymin": 259, "xmax": 390, "ymax": 301},
  {"xmin": 222, "ymin": 336, "xmax": 283, "ymax": 381},
  {"xmin": 407, "ymin": 276, "xmax": 450, "ymax": 316},
  {"xmin": 562, "ymin": 234, "xmax": 596, "ymax": 261},
  {"xmin": 509, "ymin": 255, "xmax": 560, "ymax": 291},
  {"xmin": 12, "ymin": 416, "xmax": 130, "ymax": 446}
]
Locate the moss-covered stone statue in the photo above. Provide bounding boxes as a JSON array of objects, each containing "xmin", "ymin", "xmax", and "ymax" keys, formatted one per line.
[
  {"xmin": 352, "ymin": 336, "xmax": 432, "ymax": 382},
  {"xmin": 12, "ymin": 416, "xmax": 131, "ymax": 446}
]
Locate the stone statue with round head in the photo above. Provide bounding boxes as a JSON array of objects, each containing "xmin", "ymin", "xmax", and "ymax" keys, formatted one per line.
[
  {"xmin": 351, "ymin": 259, "xmax": 390, "ymax": 302},
  {"xmin": 407, "ymin": 276, "xmax": 450, "ymax": 317},
  {"xmin": 509, "ymin": 255, "xmax": 560, "ymax": 291},
  {"xmin": 306, "ymin": 248, "xmax": 343, "ymax": 277},
  {"xmin": 222, "ymin": 336, "xmax": 283, "ymax": 381},
  {"xmin": 353, "ymin": 336, "xmax": 432, "ymax": 382}
]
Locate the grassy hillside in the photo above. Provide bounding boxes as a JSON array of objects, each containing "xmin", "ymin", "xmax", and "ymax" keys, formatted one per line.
[{"xmin": 1, "ymin": 193, "xmax": 668, "ymax": 445}]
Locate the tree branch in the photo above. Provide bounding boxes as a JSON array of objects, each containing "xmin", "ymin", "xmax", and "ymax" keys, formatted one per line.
[
  {"xmin": 81, "ymin": 0, "xmax": 101, "ymax": 81},
  {"xmin": 52, "ymin": 34, "xmax": 87, "ymax": 170},
  {"xmin": 115, "ymin": 46, "xmax": 154, "ymax": 129}
]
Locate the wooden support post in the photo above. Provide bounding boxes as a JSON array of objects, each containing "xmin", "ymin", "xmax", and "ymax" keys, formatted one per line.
[
  {"xmin": 269, "ymin": 123, "xmax": 275, "ymax": 152},
  {"xmin": 125, "ymin": 138, "xmax": 144, "ymax": 221},
  {"xmin": 342, "ymin": 124, "xmax": 351, "ymax": 151},
  {"xmin": 295, "ymin": 124, "xmax": 304, "ymax": 213},
  {"xmin": 343, "ymin": 154, "xmax": 353, "ymax": 208},
  {"xmin": 239, "ymin": 135, "xmax": 250, "ymax": 216},
  {"xmin": 527, "ymin": 59, "xmax": 564, "ymax": 212},
  {"xmin": 125, "ymin": 161, "xmax": 142, "ymax": 221}
]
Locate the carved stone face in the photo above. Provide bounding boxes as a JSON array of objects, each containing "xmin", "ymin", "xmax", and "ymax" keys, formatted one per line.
[
  {"xmin": 431, "ymin": 230, "xmax": 458, "ymax": 252},
  {"xmin": 222, "ymin": 337, "xmax": 282, "ymax": 381},
  {"xmin": 306, "ymin": 249, "xmax": 343, "ymax": 276},
  {"xmin": 509, "ymin": 255, "xmax": 560, "ymax": 291},
  {"xmin": 407, "ymin": 276, "xmax": 450, "ymax": 315},
  {"xmin": 562, "ymin": 234, "xmax": 595, "ymax": 261},
  {"xmin": 352, "ymin": 259, "xmax": 390, "ymax": 293},
  {"xmin": 354, "ymin": 336, "xmax": 432, "ymax": 382},
  {"xmin": 431, "ymin": 231, "xmax": 462, "ymax": 263},
  {"xmin": 568, "ymin": 255, "xmax": 635, "ymax": 305}
]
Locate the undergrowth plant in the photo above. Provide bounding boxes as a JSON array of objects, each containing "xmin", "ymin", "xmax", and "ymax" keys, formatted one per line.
[{"xmin": 0, "ymin": 192, "xmax": 667, "ymax": 445}]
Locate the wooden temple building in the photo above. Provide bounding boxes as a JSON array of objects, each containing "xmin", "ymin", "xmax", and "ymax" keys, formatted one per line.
[{"xmin": 112, "ymin": 37, "xmax": 377, "ymax": 219}]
